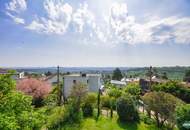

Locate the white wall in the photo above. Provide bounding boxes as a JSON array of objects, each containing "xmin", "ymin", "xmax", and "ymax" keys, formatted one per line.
[{"xmin": 63, "ymin": 75, "xmax": 101, "ymax": 98}]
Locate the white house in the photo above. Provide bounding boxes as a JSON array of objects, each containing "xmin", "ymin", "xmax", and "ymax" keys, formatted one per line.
[{"xmin": 63, "ymin": 73, "xmax": 102, "ymax": 98}]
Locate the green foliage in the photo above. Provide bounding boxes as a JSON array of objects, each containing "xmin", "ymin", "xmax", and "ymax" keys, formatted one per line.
[
  {"xmin": 116, "ymin": 94, "xmax": 139, "ymax": 122},
  {"xmin": 44, "ymin": 93, "xmax": 58, "ymax": 107},
  {"xmin": 0, "ymin": 74, "xmax": 15, "ymax": 94},
  {"xmin": 112, "ymin": 68, "xmax": 123, "ymax": 80},
  {"xmin": 108, "ymin": 88, "xmax": 122, "ymax": 99},
  {"xmin": 82, "ymin": 103, "xmax": 93, "ymax": 117},
  {"xmin": 140, "ymin": 113, "xmax": 155, "ymax": 125},
  {"xmin": 101, "ymin": 95, "xmax": 111, "ymax": 108},
  {"xmin": 64, "ymin": 104, "xmax": 83, "ymax": 123},
  {"xmin": 82, "ymin": 93, "xmax": 96, "ymax": 117},
  {"xmin": 45, "ymin": 106, "xmax": 66, "ymax": 129},
  {"xmin": 142, "ymin": 91, "xmax": 184, "ymax": 128},
  {"xmin": 124, "ymin": 83, "xmax": 141, "ymax": 100},
  {"xmin": 84, "ymin": 93, "xmax": 97, "ymax": 106},
  {"xmin": 152, "ymin": 81, "xmax": 190, "ymax": 103},
  {"xmin": 70, "ymin": 82, "xmax": 88, "ymax": 112},
  {"xmin": 0, "ymin": 74, "xmax": 44, "ymax": 130},
  {"xmin": 184, "ymin": 69, "xmax": 190, "ymax": 82},
  {"xmin": 176, "ymin": 104, "xmax": 190, "ymax": 130}
]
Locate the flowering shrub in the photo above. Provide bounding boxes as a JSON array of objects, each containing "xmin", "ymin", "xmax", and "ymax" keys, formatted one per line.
[{"xmin": 17, "ymin": 78, "xmax": 51, "ymax": 107}]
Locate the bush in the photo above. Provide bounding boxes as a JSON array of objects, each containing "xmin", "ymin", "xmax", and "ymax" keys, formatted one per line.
[
  {"xmin": 82, "ymin": 93, "xmax": 96, "ymax": 117},
  {"xmin": 140, "ymin": 113, "xmax": 155, "ymax": 125},
  {"xmin": 101, "ymin": 95, "xmax": 111, "ymax": 108},
  {"xmin": 45, "ymin": 106, "xmax": 65, "ymax": 129},
  {"xmin": 82, "ymin": 103, "xmax": 93, "ymax": 117},
  {"xmin": 176, "ymin": 104, "xmax": 190, "ymax": 130},
  {"xmin": 116, "ymin": 94, "xmax": 139, "ymax": 122},
  {"xmin": 64, "ymin": 104, "xmax": 82, "ymax": 123}
]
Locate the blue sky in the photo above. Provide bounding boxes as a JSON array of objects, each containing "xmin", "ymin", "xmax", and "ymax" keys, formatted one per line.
[{"xmin": 0, "ymin": 0, "xmax": 190, "ymax": 67}]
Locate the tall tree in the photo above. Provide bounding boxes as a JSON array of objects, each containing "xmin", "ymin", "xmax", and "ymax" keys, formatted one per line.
[{"xmin": 112, "ymin": 68, "xmax": 123, "ymax": 81}]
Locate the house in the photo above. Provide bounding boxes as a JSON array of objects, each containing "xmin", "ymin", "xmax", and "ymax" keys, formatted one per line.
[
  {"xmin": 139, "ymin": 77, "xmax": 166, "ymax": 92},
  {"xmin": 110, "ymin": 80, "xmax": 127, "ymax": 88},
  {"xmin": 64, "ymin": 73, "xmax": 102, "ymax": 98}
]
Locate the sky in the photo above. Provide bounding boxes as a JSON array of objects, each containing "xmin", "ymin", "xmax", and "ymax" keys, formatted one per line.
[{"xmin": 0, "ymin": 0, "xmax": 190, "ymax": 67}]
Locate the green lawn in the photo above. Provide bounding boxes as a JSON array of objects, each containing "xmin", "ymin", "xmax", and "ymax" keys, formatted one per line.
[{"xmin": 61, "ymin": 116, "xmax": 161, "ymax": 130}]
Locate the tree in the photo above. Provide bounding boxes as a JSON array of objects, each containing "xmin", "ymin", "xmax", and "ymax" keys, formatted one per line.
[
  {"xmin": 184, "ymin": 69, "xmax": 190, "ymax": 82},
  {"xmin": 142, "ymin": 91, "xmax": 184, "ymax": 128},
  {"xmin": 116, "ymin": 94, "xmax": 139, "ymax": 122},
  {"xmin": 152, "ymin": 81, "xmax": 190, "ymax": 103},
  {"xmin": 45, "ymin": 71, "xmax": 52, "ymax": 76},
  {"xmin": 16, "ymin": 78, "xmax": 51, "ymax": 107},
  {"xmin": 0, "ymin": 73, "xmax": 45, "ymax": 129},
  {"xmin": 108, "ymin": 87, "xmax": 122, "ymax": 99},
  {"xmin": 161, "ymin": 72, "xmax": 168, "ymax": 80},
  {"xmin": 124, "ymin": 83, "xmax": 141, "ymax": 101},
  {"xmin": 176, "ymin": 104, "xmax": 190, "ymax": 130},
  {"xmin": 112, "ymin": 68, "xmax": 123, "ymax": 81},
  {"xmin": 70, "ymin": 82, "xmax": 88, "ymax": 113}
]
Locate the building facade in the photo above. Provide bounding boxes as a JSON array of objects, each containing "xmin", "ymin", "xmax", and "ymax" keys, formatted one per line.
[{"xmin": 63, "ymin": 73, "xmax": 102, "ymax": 98}]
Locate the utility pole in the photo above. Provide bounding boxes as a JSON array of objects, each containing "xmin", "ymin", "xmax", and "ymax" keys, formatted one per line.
[
  {"xmin": 57, "ymin": 65, "xmax": 62, "ymax": 106},
  {"xmin": 149, "ymin": 66, "xmax": 153, "ymax": 90},
  {"xmin": 97, "ymin": 88, "xmax": 101, "ymax": 118}
]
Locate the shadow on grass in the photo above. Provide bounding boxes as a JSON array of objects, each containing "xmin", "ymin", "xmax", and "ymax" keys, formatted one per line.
[{"xmin": 117, "ymin": 119, "xmax": 138, "ymax": 130}]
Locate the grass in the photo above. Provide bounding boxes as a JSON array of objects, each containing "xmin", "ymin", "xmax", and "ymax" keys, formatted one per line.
[{"xmin": 60, "ymin": 116, "xmax": 161, "ymax": 130}]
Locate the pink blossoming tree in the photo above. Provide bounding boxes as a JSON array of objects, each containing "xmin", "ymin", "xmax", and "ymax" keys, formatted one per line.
[{"xmin": 17, "ymin": 78, "xmax": 51, "ymax": 107}]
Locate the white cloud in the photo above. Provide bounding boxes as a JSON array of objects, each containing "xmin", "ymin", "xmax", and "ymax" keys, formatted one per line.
[
  {"xmin": 72, "ymin": 3, "xmax": 95, "ymax": 33},
  {"xmin": 6, "ymin": 0, "xmax": 27, "ymax": 13},
  {"xmin": 25, "ymin": 20, "xmax": 45, "ymax": 32},
  {"xmin": 6, "ymin": 12, "xmax": 25, "ymax": 24},
  {"xmin": 102, "ymin": 3, "xmax": 190, "ymax": 45},
  {"xmin": 5, "ymin": 0, "xmax": 190, "ymax": 45},
  {"xmin": 26, "ymin": 0, "xmax": 72, "ymax": 34}
]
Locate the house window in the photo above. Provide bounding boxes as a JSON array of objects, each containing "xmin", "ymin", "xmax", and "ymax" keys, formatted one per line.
[
  {"xmin": 73, "ymin": 80, "xmax": 76, "ymax": 84},
  {"xmin": 87, "ymin": 80, "xmax": 89, "ymax": 84}
]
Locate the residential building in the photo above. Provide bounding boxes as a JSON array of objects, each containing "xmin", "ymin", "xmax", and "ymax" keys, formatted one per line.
[{"xmin": 64, "ymin": 73, "xmax": 102, "ymax": 98}]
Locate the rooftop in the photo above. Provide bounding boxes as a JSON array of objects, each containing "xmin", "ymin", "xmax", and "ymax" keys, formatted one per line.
[{"xmin": 64, "ymin": 73, "xmax": 101, "ymax": 77}]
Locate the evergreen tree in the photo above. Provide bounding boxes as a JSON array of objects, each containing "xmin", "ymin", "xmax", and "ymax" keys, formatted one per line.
[{"xmin": 112, "ymin": 68, "xmax": 123, "ymax": 81}]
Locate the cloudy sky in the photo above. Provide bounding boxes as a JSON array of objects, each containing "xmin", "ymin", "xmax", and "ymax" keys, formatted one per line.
[{"xmin": 0, "ymin": 0, "xmax": 190, "ymax": 67}]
